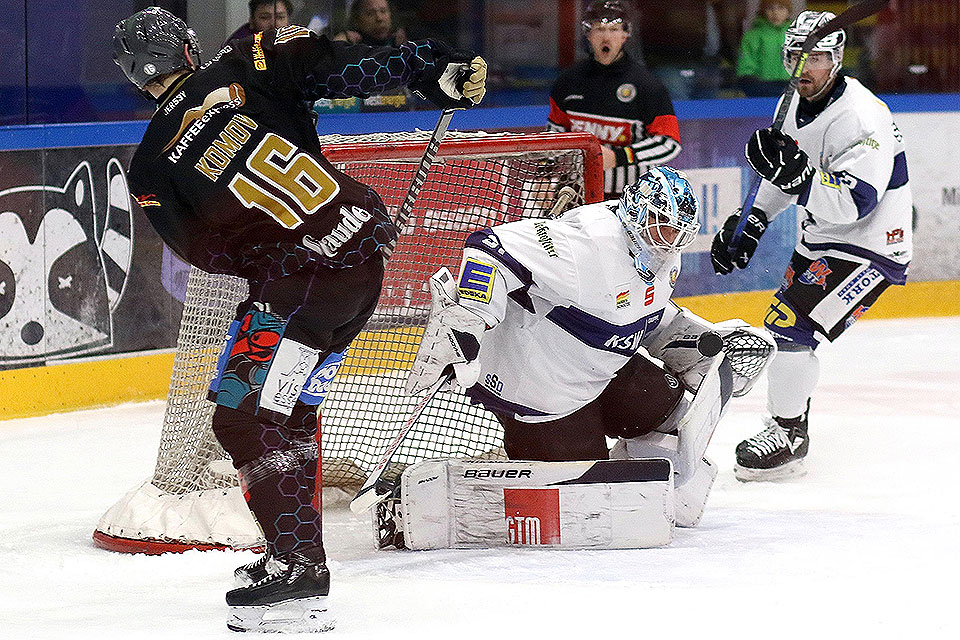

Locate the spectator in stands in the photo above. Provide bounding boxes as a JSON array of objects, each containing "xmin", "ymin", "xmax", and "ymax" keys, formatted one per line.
[
  {"xmin": 225, "ymin": 0, "xmax": 292, "ymax": 44},
  {"xmin": 333, "ymin": 0, "xmax": 407, "ymax": 47},
  {"xmin": 548, "ymin": 1, "xmax": 681, "ymax": 199},
  {"xmin": 737, "ymin": 0, "xmax": 794, "ymax": 96}
]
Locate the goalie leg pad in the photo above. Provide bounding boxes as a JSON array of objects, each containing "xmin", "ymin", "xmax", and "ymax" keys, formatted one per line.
[{"xmin": 391, "ymin": 458, "xmax": 676, "ymax": 550}]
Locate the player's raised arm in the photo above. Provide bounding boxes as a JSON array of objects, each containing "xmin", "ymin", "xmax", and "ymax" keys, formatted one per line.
[{"xmin": 254, "ymin": 26, "xmax": 486, "ymax": 108}]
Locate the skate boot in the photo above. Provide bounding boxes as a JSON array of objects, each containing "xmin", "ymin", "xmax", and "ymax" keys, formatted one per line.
[
  {"xmin": 734, "ymin": 410, "xmax": 809, "ymax": 482},
  {"xmin": 233, "ymin": 551, "xmax": 287, "ymax": 588},
  {"xmin": 226, "ymin": 546, "xmax": 335, "ymax": 633}
]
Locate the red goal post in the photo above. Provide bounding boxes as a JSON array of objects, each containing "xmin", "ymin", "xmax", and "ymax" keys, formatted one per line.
[{"xmin": 93, "ymin": 130, "xmax": 604, "ymax": 554}]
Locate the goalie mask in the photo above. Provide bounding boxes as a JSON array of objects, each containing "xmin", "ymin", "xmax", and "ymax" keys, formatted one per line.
[
  {"xmin": 782, "ymin": 11, "xmax": 845, "ymax": 78},
  {"xmin": 617, "ymin": 167, "xmax": 699, "ymax": 278},
  {"xmin": 113, "ymin": 7, "xmax": 201, "ymax": 91}
]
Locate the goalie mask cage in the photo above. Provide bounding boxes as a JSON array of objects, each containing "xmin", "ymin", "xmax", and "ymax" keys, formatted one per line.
[{"xmin": 93, "ymin": 130, "xmax": 603, "ymax": 553}]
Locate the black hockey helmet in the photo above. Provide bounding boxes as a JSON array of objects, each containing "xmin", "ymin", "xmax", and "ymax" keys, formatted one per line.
[
  {"xmin": 113, "ymin": 7, "xmax": 201, "ymax": 91},
  {"xmin": 581, "ymin": 1, "xmax": 631, "ymax": 32}
]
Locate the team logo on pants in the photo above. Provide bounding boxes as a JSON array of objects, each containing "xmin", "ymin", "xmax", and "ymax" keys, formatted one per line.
[{"xmin": 798, "ymin": 258, "xmax": 832, "ymax": 289}]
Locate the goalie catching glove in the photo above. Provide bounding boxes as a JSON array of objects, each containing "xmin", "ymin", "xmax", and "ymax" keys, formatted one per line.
[
  {"xmin": 411, "ymin": 41, "xmax": 487, "ymax": 108},
  {"xmin": 405, "ymin": 267, "xmax": 486, "ymax": 395}
]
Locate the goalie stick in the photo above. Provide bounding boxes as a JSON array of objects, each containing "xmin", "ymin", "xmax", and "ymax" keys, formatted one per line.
[
  {"xmin": 729, "ymin": 0, "xmax": 889, "ymax": 250},
  {"xmin": 349, "ymin": 185, "xmax": 581, "ymax": 514},
  {"xmin": 381, "ymin": 108, "xmax": 459, "ymax": 262},
  {"xmin": 349, "ymin": 371, "xmax": 452, "ymax": 513}
]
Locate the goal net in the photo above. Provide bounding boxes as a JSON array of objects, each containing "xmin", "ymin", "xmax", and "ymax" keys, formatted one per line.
[{"xmin": 93, "ymin": 130, "xmax": 603, "ymax": 553}]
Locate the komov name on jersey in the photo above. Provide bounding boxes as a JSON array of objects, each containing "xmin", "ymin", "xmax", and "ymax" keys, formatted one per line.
[
  {"xmin": 302, "ymin": 205, "xmax": 372, "ymax": 258},
  {"xmin": 192, "ymin": 113, "xmax": 259, "ymax": 181}
]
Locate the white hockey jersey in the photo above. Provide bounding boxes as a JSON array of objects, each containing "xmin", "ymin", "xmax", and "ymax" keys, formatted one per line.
[
  {"xmin": 456, "ymin": 203, "xmax": 680, "ymax": 422},
  {"xmin": 755, "ymin": 76, "xmax": 912, "ymax": 283}
]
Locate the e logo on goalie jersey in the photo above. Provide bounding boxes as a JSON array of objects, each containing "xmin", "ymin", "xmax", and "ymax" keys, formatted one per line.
[{"xmin": 458, "ymin": 258, "xmax": 496, "ymax": 303}]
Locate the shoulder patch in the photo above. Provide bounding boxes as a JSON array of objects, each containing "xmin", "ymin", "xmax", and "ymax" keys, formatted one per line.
[
  {"xmin": 275, "ymin": 26, "xmax": 312, "ymax": 44},
  {"xmin": 458, "ymin": 258, "xmax": 497, "ymax": 303}
]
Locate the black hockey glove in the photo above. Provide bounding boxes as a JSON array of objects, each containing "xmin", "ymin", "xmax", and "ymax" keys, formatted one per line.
[
  {"xmin": 745, "ymin": 128, "xmax": 815, "ymax": 196},
  {"xmin": 710, "ymin": 208, "xmax": 768, "ymax": 274},
  {"xmin": 411, "ymin": 41, "xmax": 486, "ymax": 109}
]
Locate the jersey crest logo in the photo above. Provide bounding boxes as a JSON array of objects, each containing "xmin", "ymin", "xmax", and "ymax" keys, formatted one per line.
[
  {"xmin": 162, "ymin": 83, "xmax": 247, "ymax": 153},
  {"xmin": 798, "ymin": 258, "xmax": 832, "ymax": 289},
  {"xmin": 458, "ymin": 258, "xmax": 497, "ymax": 303},
  {"xmin": 616, "ymin": 83, "xmax": 637, "ymax": 103}
]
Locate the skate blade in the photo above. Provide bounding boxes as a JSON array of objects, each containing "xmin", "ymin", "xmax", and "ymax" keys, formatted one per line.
[
  {"xmin": 734, "ymin": 458, "xmax": 806, "ymax": 482},
  {"xmin": 227, "ymin": 596, "xmax": 335, "ymax": 633}
]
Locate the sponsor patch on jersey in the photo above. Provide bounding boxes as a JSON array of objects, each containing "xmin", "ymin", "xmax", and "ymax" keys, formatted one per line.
[
  {"xmin": 886, "ymin": 228, "xmax": 904, "ymax": 244},
  {"xmin": 616, "ymin": 83, "xmax": 637, "ymax": 103},
  {"xmin": 252, "ymin": 32, "xmax": 267, "ymax": 70},
  {"xmin": 669, "ymin": 267, "xmax": 679, "ymax": 289},
  {"xmin": 135, "ymin": 194, "xmax": 161, "ymax": 208},
  {"xmin": 844, "ymin": 304, "xmax": 870, "ymax": 329},
  {"xmin": 458, "ymin": 258, "xmax": 497, "ymax": 303},
  {"xmin": 798, "ymin": 258, "xmax": 832, "ymax": 289},
  {"xmin": 783, "ymin": 264, "xmax": 796, "ymax": 289},
  {"xmin": 616, "ymin": 290, "xmax": 630, "ymax": 309},
  {"xmin": 819, "ymin": 170, "xmax": 842, "ymax": 190},
  {"xmin": 163, "ymin": 83, "xmax": 247, "ymax": 155},
  {"xmin": 533, "ymin": 221, "xmax": 558, "ymax": 257}
]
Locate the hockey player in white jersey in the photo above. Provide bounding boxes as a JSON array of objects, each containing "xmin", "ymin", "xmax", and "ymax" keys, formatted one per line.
[
  {"xmin": 710, "ymin": 11, "xmax": 913, "ymax": 481},
  {"xmin": 408, "ymin": 166, "xmax": 776, "ymax": 528}
]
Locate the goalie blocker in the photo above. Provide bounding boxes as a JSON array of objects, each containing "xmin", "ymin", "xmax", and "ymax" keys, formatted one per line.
[{"xmin": 378, "ymin": 458, "xmax": 675, "ymax": 550}]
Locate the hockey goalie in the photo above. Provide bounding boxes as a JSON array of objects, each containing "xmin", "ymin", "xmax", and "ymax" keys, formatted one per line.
[{"xmin": 391, "ymin": 167, "xmax": 776, "ymax": 550}]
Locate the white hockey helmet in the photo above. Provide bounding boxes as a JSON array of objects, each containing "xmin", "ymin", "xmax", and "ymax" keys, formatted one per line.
[
  {"xmin": 782, "ymin": 11, "xmax": 845, "ymax": 77},
  {"xmin": 617, "ymin": 166, "xmax": 699, "ymax": 275}
]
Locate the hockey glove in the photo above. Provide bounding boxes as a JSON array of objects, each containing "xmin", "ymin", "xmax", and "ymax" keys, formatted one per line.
[
  {"xmin": 412, "ymin": 41, "xmax": 486, "ymax": 109},
  {"xmin": 745, "ymin": 128, "xmax": 815, "ymax": 196},
  {"xmin": 710, "ymin": 208, "xmax": 768, "ymax": 274},
  {"xmin": 405, "ymin": 268, "xmax": 485, "ymax": 395}
]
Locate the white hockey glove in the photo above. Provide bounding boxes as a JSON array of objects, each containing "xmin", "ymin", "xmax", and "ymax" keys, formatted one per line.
[{"xmin": 405, "ymin": 267, "xmax": 486, "ymax": 396}]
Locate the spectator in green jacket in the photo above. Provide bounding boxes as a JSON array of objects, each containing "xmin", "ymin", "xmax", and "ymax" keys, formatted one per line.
[{"xmin": 737, "ymin": 0, "xmax": 793, "ymax": 96}]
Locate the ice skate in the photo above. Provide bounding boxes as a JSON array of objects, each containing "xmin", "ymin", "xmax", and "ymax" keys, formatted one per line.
[
  {"xmin": 734, "ymin": 413, "xmax": 809, "ymax": 482},
  {"xmin": 226, "ymin": 547, "xmax": 335, "ymax": 633},
  {"xmin": 234, "ymin": 551, "xmax": 288, "ymax": 588}
]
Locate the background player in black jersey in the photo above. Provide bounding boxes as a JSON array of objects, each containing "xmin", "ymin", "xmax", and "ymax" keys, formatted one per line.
[
  {"xmin": 114, "ymin": 6, "xmax": 485, "ymax": 633},
  {"xmin": 548, "ymin": 1, "xmax": 681, "ymax": 199}
]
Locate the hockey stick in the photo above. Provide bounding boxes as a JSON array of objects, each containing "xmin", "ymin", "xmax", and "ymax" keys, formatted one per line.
[
  {"xmin": 546, "ymin": 185, "xmax": 578, "ymax": 219},
  {"xmin": 349, "ymin": 371, "xmax": 452, "ymax": 513},
  {"xmin": 728, "ymin": 0, "xmax": 888, "ymax": 250},
  {"xmin": 381, "ymin": 108, "xmax": 459, "ymax": 262}
]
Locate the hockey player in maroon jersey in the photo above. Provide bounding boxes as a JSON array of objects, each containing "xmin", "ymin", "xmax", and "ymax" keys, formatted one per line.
[
  {"xmin": 113, "ymin": 6, "xmax": 485, "ymax": 633},
  {"xmin": 548, "ymin": 1, "xmax": 681, "ymax": 199}
]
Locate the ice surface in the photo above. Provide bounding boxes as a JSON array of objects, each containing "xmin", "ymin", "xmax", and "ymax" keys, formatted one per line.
[{"xmin": 1, "ymin": 317, "xmax": 958, "ymax": 638}]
